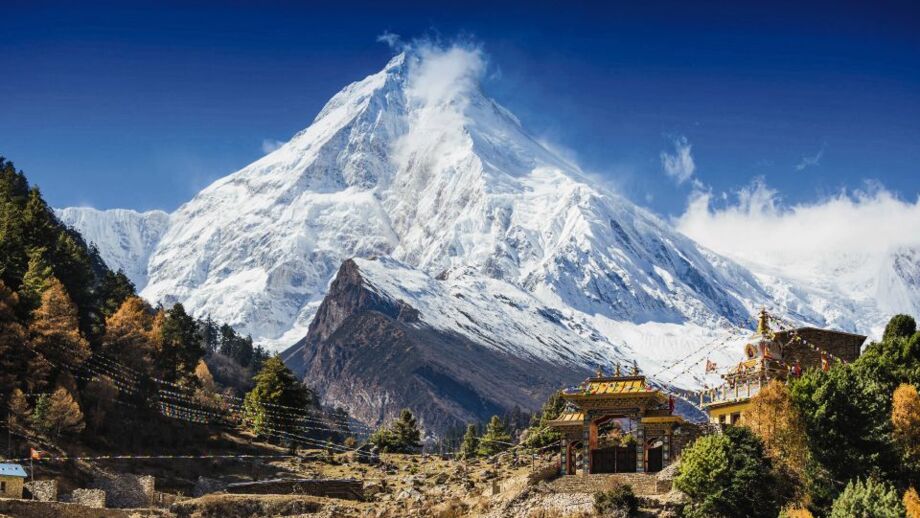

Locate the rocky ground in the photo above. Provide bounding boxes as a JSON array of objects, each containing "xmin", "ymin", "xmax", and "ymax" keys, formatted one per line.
[{"xmin": 16, "ymin": 440, "xmax": 687, "ymax": 517}]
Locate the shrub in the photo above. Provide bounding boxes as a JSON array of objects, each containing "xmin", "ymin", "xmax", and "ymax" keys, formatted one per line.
[
  {"xmin": 829, "ymin": 478, "xmax": 904, "ymax": 518},
  {"xmin": 675, "ymin": 427, "xmax": 779, "ymax": 518},
  {"xmin": 593, "ymin": 484, "xmax": 638, "ymax": 516}
]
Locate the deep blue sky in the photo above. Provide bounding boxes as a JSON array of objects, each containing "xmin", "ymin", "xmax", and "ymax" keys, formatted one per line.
[{"xmin": 1, "ymin": 1, "xmax": 918, "ymax": 215}]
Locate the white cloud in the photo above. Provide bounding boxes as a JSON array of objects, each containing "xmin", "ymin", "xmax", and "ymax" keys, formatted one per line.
[
  {"xmin": 404, "ymin": 39, "xmax": 486, "ymax": 108},
  {"xmin": 660, "ymin": 136, "xmax": 696, "ymax": 184},
  {"xmin": 795, "ymin": 145, "xmax": 825, "ymax": 171},
  {"xmin": 261, "ymin": 139, "xmax": 284, "ymax": 154},
  {"xmin": 376, "ymin": 31, "xmax": 402, "ymax": 49},
  {"xmin": 675, "ymin": 178, "xmax": 920, "ymax": 279}
]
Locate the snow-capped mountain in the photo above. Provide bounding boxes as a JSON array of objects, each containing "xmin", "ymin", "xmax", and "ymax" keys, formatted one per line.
[
  {"xmin": 58, "ymin": 47, "xmax": 913, "ymax": 401},
  {"xmin": 56, "ymin": 207, "xmax": 169, "ymax": 288},
  {"xmin": 131, "ymin": 49, "xmax": 768, "ymax": 350}
]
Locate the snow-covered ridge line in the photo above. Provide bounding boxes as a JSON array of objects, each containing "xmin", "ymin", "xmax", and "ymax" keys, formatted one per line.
[{"xmin": 56, "ymin": 207, "xmax": 169, "ymax": 289}]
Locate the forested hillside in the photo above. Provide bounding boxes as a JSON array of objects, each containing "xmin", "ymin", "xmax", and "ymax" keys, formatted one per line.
[{"xmin": 0, "ymin": 157, "xmax": 340, "ymax": 454}]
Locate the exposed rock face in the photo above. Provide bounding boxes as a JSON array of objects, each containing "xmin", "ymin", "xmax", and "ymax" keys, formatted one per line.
[{"xmin": 288, "ymin": 258, "xmax": 594, "ymax": 433}]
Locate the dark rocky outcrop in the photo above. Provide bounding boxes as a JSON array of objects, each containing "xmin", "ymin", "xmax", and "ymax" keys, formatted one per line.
[{"xmin": 284, "ymin": 259, "xmax": 591, "ymax": 434}]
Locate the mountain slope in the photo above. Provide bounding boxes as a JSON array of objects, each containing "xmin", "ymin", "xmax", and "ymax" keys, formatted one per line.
[
  {"xmin": 57, "ymin": 207, "xmax": 169, "ymax": 288},
  {"xmin": 288, "ymin": 257, "xmax": 610, "ymax": 430},
  {"xmin": 132, "ymin": 48, "xmax": 769, "ymax": 350}
]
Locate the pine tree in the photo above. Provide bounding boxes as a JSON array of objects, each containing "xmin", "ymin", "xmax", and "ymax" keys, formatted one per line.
[
  {"xmin": 21, "ymin": 188, "xmax": 56, "ymax": 252},
  {"xmin": 459, "ymin": 423, "xmax": 480, "ymax": 459},
  {"xmin": 19, "ymin": 247, "xmax": 53, "ymax": 314},
  {"xmin": 0, "ymin": 161, "xmax": 29, "ymax": 288},
  {"xmin": 99, "ymin": 269, "xmax": 135, "ymax": 318},
  {"xmin": 156, "ymin": 303, "xmax": 203, "ymax": 383},
  {"xmin": 243, "ymin": 356, "xmax": 312, "ymax": 437},
  {"xmin": 29, "ymin": 277, "xmax": 90, "ymax": 367},
  {"xmin": 46, "ymin": 387, "xmax": 85, "ymax": 437},
  {"xmin": 522, "ymin": 390, "xmax": 565, "ymax": 449},
  {"xmin": 199, "ymin": 315, "xmax": 219, "ymax": 353},
  {"xmin": 102, "ymin": 296, "xmax": 156, "ymax": 374},
  {"xmin": 219, "ymin": 323, "xmax": 237, "ymax": 357},
  {"xmin": 30, "ymin": 393, "xmax": 51, "ymax": 433},
  {"xmin": 478, "ymin": 415, "xmax": 512, "ymax": 456},
  {"xmin": 369, "ymin": 409, "xmax": 422, "ymax": 453}
]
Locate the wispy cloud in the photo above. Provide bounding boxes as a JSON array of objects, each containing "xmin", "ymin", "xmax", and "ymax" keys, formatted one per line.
[
  {"xmin": 376, "ymin": 31, "xmax": 402, "ymax": 50},
  {"xmin": 261, "ymin": 139, "xmax": 284, "ymax": 154},
  {"xmin": 795, "ymin": 144, "xmax": 825, "ymax": 171},
  {"xmin": 660, "ymin": 136, "xmax": 696, "ymax": 184}
]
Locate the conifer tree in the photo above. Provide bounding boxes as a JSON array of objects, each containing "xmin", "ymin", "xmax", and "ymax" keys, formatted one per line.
[
  {"xmin": 369, "ymin": 409, "xmax": 422, "ymax": 453},
  {"xmin": 243, "ymin": 356, "xmax": 312, "ymax": 436},
  {"xmin": 459, "ymin": 423, "xmax": 480, "ymax": 459},
  {"xmin": 99, "ymin": 269, "xmax": 135, "ymax": 317},
  {"xmin": 199, "ymin": 315, "xmax": 219, "ymax": 353},
  {"xmin": 478, "ymin": 415, "xmax": 512, "ymax": 456},
  {"xmin": 30, "ymin": 393, "xmax": 51, "ymax": 434},
  {"xmin": 103, "ymin": 296, "xmax": 156, "ymax": 374},
  {"xmin": 522, "ymin": 390, "xmax": 565, "ymax": 449},
  {"xmin": 156, "ymin": 303, "xmax": 203, "ymax": 383},
  {"xmin": 29, "ymin": 277, "xmax": 90, "ymax": 367},
  {"xmin": 19, "ymin": 247, "xmax": 53, "ymax": 314},
  {"xmin": 46, "ymin": 387, "xmax": 85, "ymax": 437},
  {"xmin": 22, "ymin": 188, "xmax": 56, "ymax": 251}
]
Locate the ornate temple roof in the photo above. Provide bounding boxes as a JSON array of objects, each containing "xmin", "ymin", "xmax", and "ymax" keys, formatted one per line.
[{"xmin": 546, "ymin": 411, "xmax": 585, "ymax": 427}]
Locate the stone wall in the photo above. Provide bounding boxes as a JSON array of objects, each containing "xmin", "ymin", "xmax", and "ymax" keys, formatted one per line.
[
  {"xmin": 545, "ymin": 473, "xmax": 671, "ymax": 495},
  {"xmin": 24, "ymin": 480, "xmax": 57, "ymax": 502},
  {"xmin": 93, "ymin": 473, "xmax": 155, "ymax": 508},
  {"xmin": 224, "ymin": 478, "xmax": 364, "ymax": 500},
  {"xmin": 0, "ymin": 498, "xmax": 166, "ymax": 518},
  {"xmin": 69, "ymin": 489, "xmax": 107, "ymax": 508}
]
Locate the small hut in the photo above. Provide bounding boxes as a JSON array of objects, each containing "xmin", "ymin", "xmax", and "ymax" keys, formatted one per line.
[{"xmin": 0, "ymin": 463, "xmax": 27, "ymax": 499}]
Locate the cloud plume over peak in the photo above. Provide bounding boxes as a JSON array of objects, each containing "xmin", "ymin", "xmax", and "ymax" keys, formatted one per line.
[{"xmin": 660, "ymin": 136, "xmax": 696, "ymax": 184}]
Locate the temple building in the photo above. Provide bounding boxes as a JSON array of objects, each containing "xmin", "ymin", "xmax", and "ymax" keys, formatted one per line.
[
  {"xmin": 700, "ymin": 309, "xmax": 867, "ymax": 425},
  {"xmin": 548, "ymin": 366, "xmax": 699, "ymax": 475}
]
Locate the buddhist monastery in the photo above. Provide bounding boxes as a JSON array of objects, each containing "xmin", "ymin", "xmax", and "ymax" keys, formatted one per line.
[
  {"xmin": 548, "ymin": 364, "xmax": 699, "ymax": 475},
  {"xmin": 700, "ymin": 309, "xmax": 867, "ymax": 425}
]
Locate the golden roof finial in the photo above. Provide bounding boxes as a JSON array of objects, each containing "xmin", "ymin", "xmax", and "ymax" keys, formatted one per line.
[{"xmin": 756, "ymin": 307, "xmax": 770, "ymax": 336}]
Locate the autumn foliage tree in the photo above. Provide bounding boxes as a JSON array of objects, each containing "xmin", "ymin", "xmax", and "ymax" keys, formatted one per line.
[
  {"xmin": 892, "ymin": 383, "xmax": 920, "ymax": 465},
  {"xmin": 905, "ymin": 487, "xmax": 920, "ymax": 518},
  {"xmin": 102, "ymin": 296, "xmax": 156, "ymax": 374},
  {"xmin": 743, "ymin": 380, "xmax": 809, "ymax": 496},
  {"xmin": 0, "ymin": 280, "xmax": 47, "ymax": 396},
  {"xmin": 46, "ymin": 387, "xmax": 85, "ymax": 437},
  {"xmin": 29, "ymin": 277, "xmax": 90, "ymax": 367}
]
